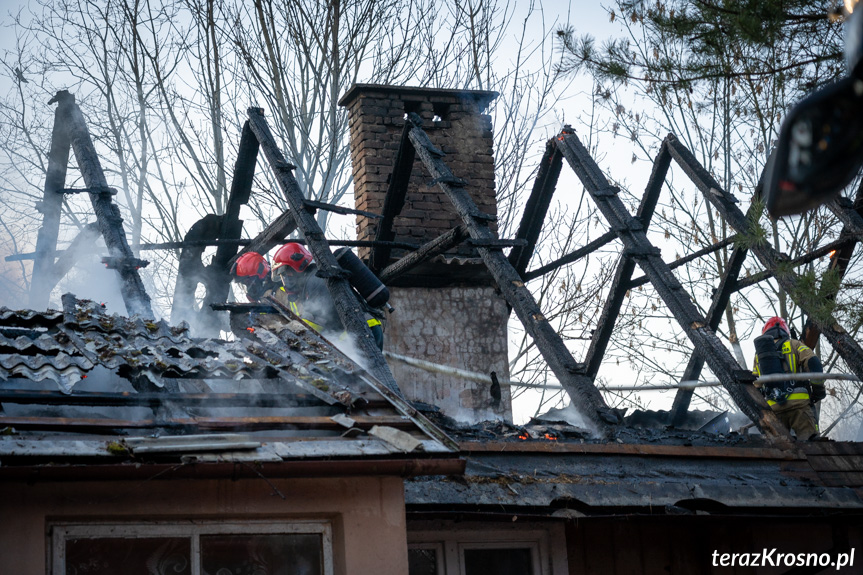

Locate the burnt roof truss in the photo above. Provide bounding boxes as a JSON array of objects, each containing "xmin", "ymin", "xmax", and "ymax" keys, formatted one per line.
[{"xmin": 29, "ymin": 91, "xmax": 153, "ymax": 318}]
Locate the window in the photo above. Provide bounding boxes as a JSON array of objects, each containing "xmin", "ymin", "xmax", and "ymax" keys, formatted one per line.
[
  {"xmin": 51, "ymin": 521, "xmax": 333, "ymax": 575},
  {"xmin": 408, "ymin": 522, "xmax": 567, "ymax": 575}
]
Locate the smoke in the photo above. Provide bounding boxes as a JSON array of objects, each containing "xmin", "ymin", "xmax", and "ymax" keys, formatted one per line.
[
  {"xmin": 52, "ymin": 249, "xmax": 126, "ymax": 313},
  {"xmin": 535, "ymin": 403, "xmax": 600, "ymax": 437}
]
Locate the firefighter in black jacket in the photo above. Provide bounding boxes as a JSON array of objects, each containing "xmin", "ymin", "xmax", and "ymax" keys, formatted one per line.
[{"xmin": 753, "ymin": 316, "xmax": 827, "ymax": 440}]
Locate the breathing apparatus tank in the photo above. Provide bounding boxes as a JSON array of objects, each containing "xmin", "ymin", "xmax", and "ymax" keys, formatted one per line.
[
  {"xmin": 754, "ymin": 334, "xmax": 794, "ymax": 402},
  {"xmin": 334, "ymin": 247, "xmax": 391, "ymax": 310}
]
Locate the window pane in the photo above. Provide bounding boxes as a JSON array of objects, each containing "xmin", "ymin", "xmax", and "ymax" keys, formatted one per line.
[
  {"xmin": 65, "ymin": 537, "xmax": 190, "ymax": 575},
  {"xmin": 408, "ymin": 548, "xmax": 438, "ymax": 575},
  {"xmin": 464, "ymin": 548, "xmax": 533, "ymax": 575},
  {"xmin": 201, "ymin": 533, "xmax": 322, "ymax": 575}
]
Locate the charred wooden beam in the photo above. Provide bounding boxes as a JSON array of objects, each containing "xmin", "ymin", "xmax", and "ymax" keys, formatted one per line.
[
  {"xmin": 228, "ymin": 209, "xmax": 297, "ymax": 270},
  {"xmin": 732, "ymin": 236, "xmax": 858, "ymax": 292},
  {"xmin": 171, "ymin": 214, "xmax": 222, "ymax": 326},
  {"xmin": 628, "ymin": 234, "xmax": 738, "ymax": 290},
  {"xmin": 557, "ymin": 128, "xmax": 789, "ymax": 441},
  {"xmin": 0, "ymin": 414, "xmax": 413, "ymax": 434},
  {"xmin": 580, "ymin": 142, "xmax": 671, "ymax": 381},
  {"xmin": 143, "ymin": 238, "xmax": 419, "ymax": 251},
  {"xmin": 803, "ymin": 182, "xmax": 863, "ymax": 348},
  {"xmin": 58, "ymin": 92, "xmax": 153, "ymax": 318},
  {"xmin": 203, "ymin": 121, "xmax": 260, "ymax": 317},
  {"xmin": 303, "ymin": 199, "xmax": 382, "ymax": 219},
  {"xmin": 0, "ymin": 390, "xmax": 331, "ymax": 409},
  {"xmin": 247, "ymin": 108, "xmax": 401, "ymax": 394},
  {"xmin": 669, "ymin": 245, "xmax": 749, "ymax": 426},
  {"xmin": 378, "ymin": 225, "xmax": 468, "ymax": 284},
  {"xmin": 508, "ymin": 140, "xmax": 564, "ymax": 276},
  {"xmin": 405, "ymin": 114, "xmax": 619, "ymax": 438},
  {"xmin": 666, "ymin": 132, "xmax": 863, "ymax": 419},
  {"xmin": 524, "ymin": 230, "xmax": 617, "ymax": 282},
  {"xmin": 370, "ymin": 121, "xmax": 416, "ymax": 272},
  {"xmin": 30, "ymin": 91, "xmax": 74, "ymax": 311}
]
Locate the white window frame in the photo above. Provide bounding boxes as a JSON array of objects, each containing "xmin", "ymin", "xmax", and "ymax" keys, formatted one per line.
[
  {"xmin": 408, "ymin": 522, "xmax": 567, "ymax": 575},
  {"xmin": 50, "ymin": 520, "xmax": 333, "ymax": 575}
]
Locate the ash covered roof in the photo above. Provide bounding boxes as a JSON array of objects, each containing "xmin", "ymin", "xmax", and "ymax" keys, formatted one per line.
[{"xmin": 0, "ymin": 295, "xmax": 458, "ymax": 477}]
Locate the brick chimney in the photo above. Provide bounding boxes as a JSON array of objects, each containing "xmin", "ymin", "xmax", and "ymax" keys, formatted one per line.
[{"xmin": 339, "ymin": 84, "xmax": 512, "ymax": 423}]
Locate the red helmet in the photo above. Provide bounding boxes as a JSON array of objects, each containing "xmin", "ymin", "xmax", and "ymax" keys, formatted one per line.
[
  {"xmin": 762, "ymin": 316, "xmax": 789, "ymax": 335},
  {"xmin": 272, "ymin": 242, "xmax": 312, "ymax": 275},
  {"xmin": 231, "ymin": 252, "xmax": 269, "ymax": 279}
]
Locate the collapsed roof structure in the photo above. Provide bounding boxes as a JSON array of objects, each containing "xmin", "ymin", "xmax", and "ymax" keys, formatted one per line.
[{"xmin": 2, "ymin": 86, "xmax": 863, "ymax": 574}]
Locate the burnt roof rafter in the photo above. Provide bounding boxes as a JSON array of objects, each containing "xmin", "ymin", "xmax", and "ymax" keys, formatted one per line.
[
  {"xmin": 665, "ymin": 133, "xmax": 863, "ymax": 390},
  {"xmin": 30, "ymin": 91, "xmax": 153, "ymax": 318},
  {"xmin": 554, "ymin": 128, "xmax": 790, "ymax": 441},
  {"xmin": 401, "ymin": 113, "xmax": 621, "ymax": 438}
]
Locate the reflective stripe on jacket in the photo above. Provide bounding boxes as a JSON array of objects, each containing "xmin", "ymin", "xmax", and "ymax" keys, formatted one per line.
[{"xmin": 753, "ymin": 339, "xmax": 812, "ymax": 404}]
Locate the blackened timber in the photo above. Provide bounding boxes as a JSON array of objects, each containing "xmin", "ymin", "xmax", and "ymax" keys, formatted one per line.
[
  {"xmin": 628, "ymin": 235, "xmax": 738, "ymax": 290},
  {"xmin": 670, "ymin": 245, "xmax": 749, "ymax": 426},
  {"xmin": 204, "ymin": 121, "xmax": 259, "ymax": 314},
  {"xmin": 59, "ymin": 94, "xmax": 153, "ymax": 318},
  {"xmin": 732, "ymin": 236, "xmax": 858, "ymax": 292},
  {"xmin": 666, "ymin": 133, "xmax": 863, "ymax": 388},
  {"xmin": 556, "ymin": 129, "xmax": 789, "ymax": 440},
  {"xmin": 524, "ymin": 230, "xmax": 617, "ymax": 282},
  {"xmin": 304, "ymin": 199, "xmax": 382, "ymax": 219},
  {"xmin": 0, "ymin": 390, "xmax": 329, "ymax": 409},
  {"xmin": 405, "ymin": 116, "xmax": 618, "ymax": 438},
  {"xmin": 47, "ymin": 223, "xmax": 101, "ymax": 290},
  {"xmin": 246, "ymin": 108, "xmax": 401, "ymax": 394},
  {"xmin": 581, "ymin": 143, "xmax": 671, "ymax": 380},
  {"xmin": 228, "ymin": 210, "xmax": 297, "ymax": 270},
  {"xmin": 144, "ymin": 238, "xmax": 418, "ymax": 251},
  {"xmin": 804, "ymin": 183, "xmax": 863, "ymax": 348},
  {"xmin": 370, "ymin": 121, "xmax": 416, "ymax": 272},
  {"xmin": 378, "ymin": 225, "xmax": 468, "ymax": 284},
  {"xmin": 30, "ymin": 91, "xmax": 74, "ymax": 311},
  {"xmin": 508, "ymin": 140, "xmax": 563, "ymax": 276},
  {"xmin": 171, "ymin": 214, "xmax": 222, "ymax": 326}
]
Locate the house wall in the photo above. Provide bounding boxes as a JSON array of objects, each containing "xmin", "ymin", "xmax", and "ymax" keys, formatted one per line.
[
  {"xmin": 566, "ymin": 515, "xmax": 863, "ymax": 574},
  {"xmin": 385, "ymin": 285, "xmax": 512, "ymax": 423},
  {"xmin": 0, "ymin": 475, "xmax": 408, "ymax": 575}
]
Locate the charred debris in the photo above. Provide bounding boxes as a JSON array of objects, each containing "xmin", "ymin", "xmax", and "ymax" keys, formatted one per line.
[{"xmin": 3, "ymin": 86, "xmax": 863, "ymax": 459}]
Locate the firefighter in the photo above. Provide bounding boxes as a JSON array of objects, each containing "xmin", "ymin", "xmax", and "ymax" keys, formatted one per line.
[
  {"xmin": 230, "ymin": 252, "xmax": 281, "ymax": 303},
  {"xmin": 271, "ymin": 242, "xmax": 384, "ymax": 349},
  {"xmin": 752, "ymin": 316, "xmax": 827, "ymax": 440}
]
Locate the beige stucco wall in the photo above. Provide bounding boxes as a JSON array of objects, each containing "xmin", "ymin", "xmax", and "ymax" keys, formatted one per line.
[{"xmin": 0, "ymin": 475, "xmax": 407, "ymax": 575}]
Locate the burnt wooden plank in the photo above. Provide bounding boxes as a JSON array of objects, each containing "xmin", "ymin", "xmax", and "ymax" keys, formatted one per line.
[
  {"xmin": 628, "ymin": 234, "xmax": 738, "ymax": 290},
  {"xmin": 556, "ymin": 129, "xmax": 789, "ymax": 441},
  {"xmin": 406, "ymin": 115, "xmax": 620, "ymax": 438},
  {"xmin": 806, "ymin": 455, "xmax": 863, "ymax": 472},
  {"xmin": 204, "ymin": 121, "xmax": 259, "ymax": 315},
  {"xmin": 670, "ymin": 244, "xmax": 749, "ymax": 426},
  {"xmin": 228, "ymin": 209, "xmax": 297, "ymax": 270},
  {"xmin": 815, "ymin": 471, "xmax": 863, "ymax": 487},
  {"xmin": 0, "ymin": 414, "xmax": 412, "ymax": 433},
  {"xmin": 508, "ymin": 139, "xmax": 563, "ymax": 277},
  {"xmin": 0, "ymin": 389, "xmax": 330, "ymax": 409},
  {"xmin": 377, "ymin": 225, "xmax": 468, "ymax": 284},
  {"xmin": 523, "ymin": 230, "xmax": 617, "ymax": 282},
  {"xmin": 304, "ymin": 199, "xmax": 382, "ymax": 219},
  {"xmin": 458, "ymin": 441, "xmax": 800, "ymax": 459},
  {"xmin": 246, "ymin": 108, "xmax": 401, "ymax": 394},
  {"xmin": 581, "ymin": 142, "xmax": 671, "ymax": 380},
  {"xmin": 801, "ymin": 441, "xmax": 863, "ymax": 456},
  {"xmin": 59, "ymin": 93, "xmax": 153, "ymax": 318},
  {"xmin": 171, "ymin": 214, "xmax": 222, "ymax": 326},
  {"xmin": 802, "ymin": 183, "xmax": 863, "ymax": 348},
  {"xmin": 370, "ymin": 121, "xmax": 416, "ymax": 272},
  {"xmin": 666, "ymin": 133, "xmax": 863, "ymax": 397},
  {"xmin": 30, "ymin": 91, "xmax": 74, "ymax": 311}
]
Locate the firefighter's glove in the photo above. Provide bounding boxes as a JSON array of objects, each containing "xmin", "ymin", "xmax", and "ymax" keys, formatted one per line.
[{"xmin": 811, "ymin": 384, "xmax": 827, "ymax": 402}]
